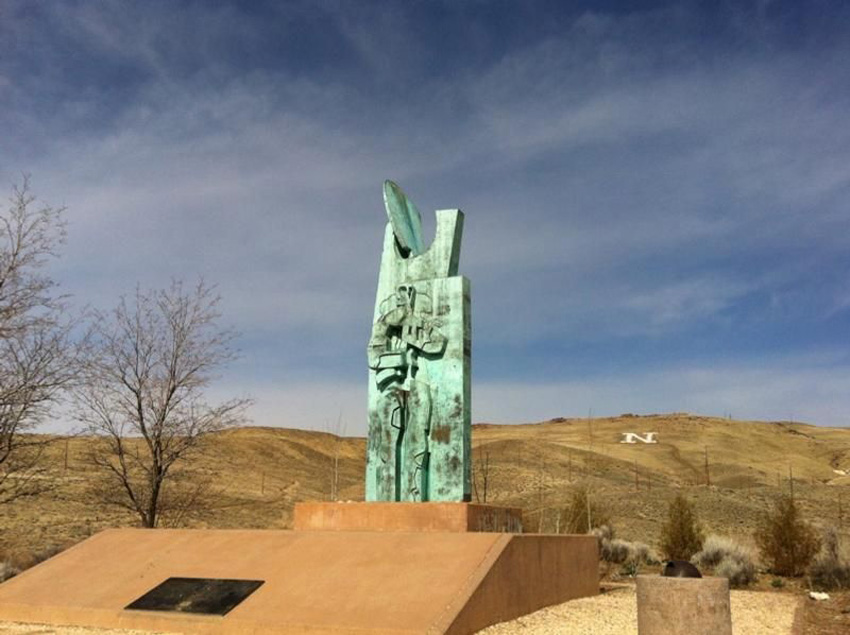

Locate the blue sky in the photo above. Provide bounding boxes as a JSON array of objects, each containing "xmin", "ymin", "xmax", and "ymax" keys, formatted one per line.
[{"xmin": 2, "ymin": 0, "xmax": 849, "ymax": 432}]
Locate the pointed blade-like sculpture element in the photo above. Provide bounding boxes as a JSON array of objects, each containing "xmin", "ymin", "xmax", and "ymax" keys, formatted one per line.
[{"xmin": 383, "ymin": 180, "xmax": 425, "ymax": 256}]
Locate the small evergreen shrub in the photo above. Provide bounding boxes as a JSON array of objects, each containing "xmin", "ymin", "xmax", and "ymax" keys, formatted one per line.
[
  {"xmin": 809, "ymin": 528, "xmax": 850, "ymax": 590},
  {"xmin": 771, "ymin": 578, "xmax": 784, "ymax": 588},
  {"xmin": 660, "ymin": 493, "xmax": 705, "ymax": 561},
  {"xmin": 560, "ymin": 486, "xmax": 611, "ymax": 534},
  {"xmin": 754, "ymin": 495, "xmax": 820, "ymax": 576}
]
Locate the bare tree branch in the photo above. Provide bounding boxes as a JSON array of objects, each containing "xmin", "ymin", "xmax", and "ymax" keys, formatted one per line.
[
  {"xmin": 0, "ymin": 177, "xmax": 75, "ymax": 504},
  {"xmin": 75, "ymin": 280, "xmax": 250, "ymax": 527}
]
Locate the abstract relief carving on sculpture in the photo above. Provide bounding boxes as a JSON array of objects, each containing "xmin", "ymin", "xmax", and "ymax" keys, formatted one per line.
[{"xmin": 366, "ymin": 181, "xmax": 471, "ymax": 502}]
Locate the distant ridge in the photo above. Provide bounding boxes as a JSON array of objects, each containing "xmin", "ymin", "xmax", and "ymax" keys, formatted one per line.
[{"xmin": 1, "ymin": 413, "xmax": 847, "ymax": 559}]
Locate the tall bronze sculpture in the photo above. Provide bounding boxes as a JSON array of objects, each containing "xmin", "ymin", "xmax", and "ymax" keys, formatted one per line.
[{"xmin": 366, "ymin": 181, "xmax": 471, "ymax": 501}]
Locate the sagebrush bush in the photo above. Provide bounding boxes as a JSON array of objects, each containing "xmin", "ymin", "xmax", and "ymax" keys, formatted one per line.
[
  {"xmin": 692, "ymin": 535, "xmax": 742, "ymax": 568},
  {"xmin": 592, "ymin": 524, "xmax": 614, "ymax": 542},
  {"xmin": 755, "ymin": 495, "xmax": 820, "ymax": 576},
  {"xmin": 0, "ymin": 561, "xmax": 19, "ymax": 583},
  {"xmin": 592, "ymin": 525, "xmax": 658, "ymax": 574},
  {"xmin": 660, "ymin": 493, "xmax": 705, "ymax": 561},
  {"xmin": 559, "ymin": 486, "xmax": 611, "ymax": 533},
  {"xmin": 629, "ymin": 541, "xmax": 658, "ymax": 565},
  {"xmin": 0, "ymin": 543, "xmax": 69, "ymax": 578},
  {"xmin": 604, "ymin": 538, "xmax": 631, "ymax": 564},
  {"xmin": 716, "ymin": 556, "xmax": 758, "ymax": 587},
  {"xmin": 592, "ymin": 525, "xmax": 626, "ymax": 563},
  {"xmin": 691, "ymin": 534, "xmax": 738, "ymax": 568},
  {"xmin": 808, "ymin": 528, "xmax": 850, "ymax": 590},
  {"xmin": 31, "ymin": 544, "xmax": 65, "ymax": 566},
  {"xmin": 692, "ymin": 534, "xmax": 757, "ymax": 587},
  {"xmin": 6, "ymin": 543, "xmax": 66, "ymax": 571}
]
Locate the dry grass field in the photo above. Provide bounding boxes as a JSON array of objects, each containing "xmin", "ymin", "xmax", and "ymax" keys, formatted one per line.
[
  {"xmin": 1, "ymin": 413, "xmax": 850, "ymax": 633},
  {"xmin": 1, "ymin": 412, "xmax": 848, "ymax": 565}
]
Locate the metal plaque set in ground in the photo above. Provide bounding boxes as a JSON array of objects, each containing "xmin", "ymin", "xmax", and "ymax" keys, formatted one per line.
[{"xmin": 125, "ymin": 577, "xmax": 264, "ymax": 616}]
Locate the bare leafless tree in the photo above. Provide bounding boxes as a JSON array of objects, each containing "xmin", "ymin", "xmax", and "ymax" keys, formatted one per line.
[
  {"xmin": 472, "ymin": 447, "xmax": 491, "ymax": 504},
  {"xmin": 74, "ymin": 280, "xmax": 250, "ymax": 527},
  {"xmin": 0, "ymin": 178, "xmax": 74, "ymax": 503},
  {"xmin": 328, "ymin": 412, "xmax": 346, "ymax": 502}
]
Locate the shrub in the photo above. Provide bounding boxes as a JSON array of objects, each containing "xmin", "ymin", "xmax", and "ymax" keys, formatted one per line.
[
  {"xmin": 592, "ymin": 525, "xmax": 658, "ymax": 576},
  {"xmin": 692, "ymin": 536, "xmax": 723, "ymax": 568},
  {"xmin": 0, "ymin": 543, "xmax": 70, "ymax": 577},
  {"xmin": 604, "ymin": 538, "xmax": 631, "ymax": 564},
  {"xmin": 620, "ymin": 560, "xmax": 639, "ymax": 577},
  {"xmin": 591, "ymin": 524, "xmax": 614, "ymax": 543},
  {"xmin": 808, "ymin": 528, "xmax": 850, "ymax": 590},
  {"xmin": 716, "ymin": 555, "xmax": 757, "ymax": 587},
  {"xmin": 30, "ymin": 544, "xmax": 66, "ymax": 566},
  {"xmin": 771, "ymin": 577, "xmax": 784, "ymax": 588},
  {"xmin": 592, "ymin": 525, "xmax": 626, "ymax": 563},
  {"xmin": 559, "ymin": 486, "xmax": 610, "ymax": 534},
  {"xmin": 755, "ymin": 495, "xmax": 820, "ymax": 576},
  {"xmin": 629, "ymin": 541, "xmax": 659, "ymax": 565},
  {"xmin": 5, "ymin": 543, "xmax": 67, "ymax": 571},
  {"xmin": 660, "ymin": 493, "xmax": 705, "ymax": 561},
  {"xmin": 692, "ymin": 534, "xmax": 758, "ymax": 587},
  {"xmin": 692, "ymin": 535, "xmax": 743, "ymax": 568},
  {"xmin": 623, "ymin": 542, "xmax": 659, "ymax": 577},
  {"xmin": 0, "ymin": 561, "xmax": 19, "ymax": 583}
]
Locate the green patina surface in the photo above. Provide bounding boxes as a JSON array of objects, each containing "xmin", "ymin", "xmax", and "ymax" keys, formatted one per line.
[{"xmin": 366, "ymin": 181, "xmax": 471, "ymax": 502}]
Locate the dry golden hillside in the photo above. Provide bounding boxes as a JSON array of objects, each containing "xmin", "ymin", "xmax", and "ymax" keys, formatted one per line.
[{"xmin": 1, "ymin": 413, "xmax": 848, "ymax": 561}]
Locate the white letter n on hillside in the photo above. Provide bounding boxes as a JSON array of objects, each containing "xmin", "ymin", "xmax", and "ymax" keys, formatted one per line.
[{"xmin": 620, "ymin": 432, "xmax": 658, "ymax": 444}]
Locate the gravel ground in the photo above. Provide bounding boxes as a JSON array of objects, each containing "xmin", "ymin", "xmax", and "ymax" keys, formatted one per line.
[
  {"xmin": 0, "ymin": 625, "xmax": 176, "ymax": 634},
  {"xmin": 0, "ymin": 587, "xmax": 799, "ymax": 635},
  {"xmin": 478, "ymin": 585, "xmax": 800, "ymax": 635}
]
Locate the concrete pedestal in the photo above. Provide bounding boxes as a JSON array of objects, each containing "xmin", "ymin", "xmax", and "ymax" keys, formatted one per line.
[
  {"xmin": 636, "ymin": 575, "xmax": 732, "ymax": 635},
  {"xmin": 294, "ymin": 501, "xmax": 523, "ymax": 533},
  {"xmin": 0, "ymin": 507, "xmax": 598, "ymax": 634}
]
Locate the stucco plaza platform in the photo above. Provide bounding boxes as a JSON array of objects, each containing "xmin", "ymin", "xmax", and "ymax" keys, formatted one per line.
[{"xmin": 0, "ymin": 503, "xmax": 598, "ymax": 634}]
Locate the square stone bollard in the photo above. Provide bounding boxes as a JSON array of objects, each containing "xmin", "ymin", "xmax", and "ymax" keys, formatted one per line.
[{"xmin": 636, "ymin": 575, "xmax": 732, "ymax": 635}]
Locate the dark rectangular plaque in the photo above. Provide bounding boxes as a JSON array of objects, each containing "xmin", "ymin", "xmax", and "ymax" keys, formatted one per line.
[{"xmin": 125, "ymin": 577, "xmax": 264, "ymax": 616}]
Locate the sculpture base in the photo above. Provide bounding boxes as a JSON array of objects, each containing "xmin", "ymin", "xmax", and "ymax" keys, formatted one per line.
[
  {"xmin": 294, "ymin": 501, "xmax": 523, "ymax": 533},
  {"xmin": 636, "ymin": 575, "xmax": 732, "ymax": 635},
  {"xmin": 0, "ymin": 524, "xmax": 598, "ymax": 634}
]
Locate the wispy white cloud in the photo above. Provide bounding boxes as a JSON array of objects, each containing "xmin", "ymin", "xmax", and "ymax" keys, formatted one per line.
[
  {"xmin": 619, "ymin": 277, "xmax": 750, "ymax": 330},
  {"xmin": 3, "ymin": 2, "xmax": 850, "ymax": 428}
]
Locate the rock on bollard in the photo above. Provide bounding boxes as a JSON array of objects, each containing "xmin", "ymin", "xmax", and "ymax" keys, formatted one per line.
[{"xmin": 636, "ymin": 575, "xmax": 732, "ymax": 635}]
